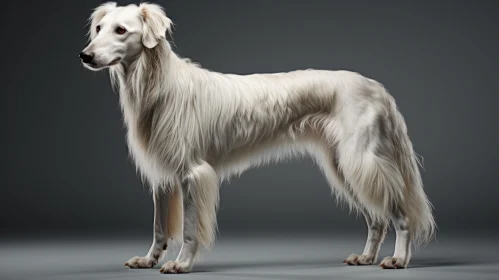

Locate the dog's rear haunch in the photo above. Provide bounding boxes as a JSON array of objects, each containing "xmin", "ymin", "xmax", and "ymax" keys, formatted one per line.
[{"xmin": 81, "ymin": 2, "xmax": 436, "ymax": 273}]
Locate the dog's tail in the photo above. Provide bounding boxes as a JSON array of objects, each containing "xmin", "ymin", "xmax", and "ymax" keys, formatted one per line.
[
  {"xmin": 340, "ymin": 82, "xmax": 436, "ymax": 246},
  {"xmin": 388, "ymin": 94, "xmax": 437, "ymax": 246}
]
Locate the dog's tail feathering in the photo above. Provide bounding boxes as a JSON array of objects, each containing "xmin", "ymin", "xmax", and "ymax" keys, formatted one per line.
[
  {"xmin": 388, "ymin": 94, "xmax": 437, "ymax": 246},
  {"xmin": 339, "ymin": 83, "xmax": 436, "ymax": 246}
]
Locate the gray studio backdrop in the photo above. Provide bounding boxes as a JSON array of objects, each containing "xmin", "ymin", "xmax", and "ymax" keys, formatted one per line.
[{"xmin": 1, "ymin": 0, "xmax": 498, "ymax": 238}]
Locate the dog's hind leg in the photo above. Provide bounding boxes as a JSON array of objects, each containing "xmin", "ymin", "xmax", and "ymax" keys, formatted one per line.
[
  {"xmin": 379, "ymin": 209, "xmax": 411, "ymax": 269},
  {"xmin": 160, "ymin": 161, "xmax": 219, "ymax": 274},
  {"xmin": 344, "ymin": 213, "xmax": 387, "ymax": 265},
  {"xmin": 337, "ymin": 145, "xmax": 414, "ymax": 268},
  {"xmin": 309, "ymin": 143, "xmax": 387, "ymax": 266},
  {"xmin": 125, "ymin": 184, "xmax": 180, "ymax": 268}
]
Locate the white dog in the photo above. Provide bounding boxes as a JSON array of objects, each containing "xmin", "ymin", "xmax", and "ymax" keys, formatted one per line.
[{"xmin": 80, "ymin": 2, "xmax": 436, "ymax": 273}]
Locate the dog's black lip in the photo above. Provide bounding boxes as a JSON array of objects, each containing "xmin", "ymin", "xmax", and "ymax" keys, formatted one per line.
[
  {"xmin": 108, "ymin": 57, "xmax": 121, "ymax": 66},
  {"xmin": 80, "ymin": 58, "xmax": 97, "ymax": 66}
]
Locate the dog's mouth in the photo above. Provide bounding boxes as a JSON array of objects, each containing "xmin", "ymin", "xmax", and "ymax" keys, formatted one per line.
[
  {"xmin": 108, "ymin": 57, "xmax": 122, "ymax": 66},
  {"xmin": 82, "ymin": 57, "xmax": 121, "ymax": 71}
]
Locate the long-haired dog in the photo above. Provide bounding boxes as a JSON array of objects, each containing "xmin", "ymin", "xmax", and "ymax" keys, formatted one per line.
[{"xmin": 80, "ymin": 2, "xmax": 436, "ymax": 273}]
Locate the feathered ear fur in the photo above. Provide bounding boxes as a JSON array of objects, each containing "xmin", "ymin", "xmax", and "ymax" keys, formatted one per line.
[
  {"xmin": 88, "ymin": 2, "xmax": 117, "ymax": 40},
  {"xmin": 139, "ymin": 3, "xmax": 173, "ymax": 49}
]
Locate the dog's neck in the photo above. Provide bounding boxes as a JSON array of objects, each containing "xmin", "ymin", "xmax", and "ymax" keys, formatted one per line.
[
  {"xmin": 110, "ymin": 40, "xmax": 175, "ymax": 106},
  {"xmin": 109, "ymin": 39, "xmax": 205, "ymax": 171}
]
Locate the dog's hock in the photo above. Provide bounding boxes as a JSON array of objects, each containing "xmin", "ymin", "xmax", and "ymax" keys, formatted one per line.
[{"xmin": 140, "ymin": 3, "xmax": 173, "ymax": 49}]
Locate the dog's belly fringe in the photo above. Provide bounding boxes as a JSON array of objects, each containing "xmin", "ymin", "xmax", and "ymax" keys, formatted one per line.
[{"xmin": 212, "ymin": 132, "xmax": 329, "ymax": 181}]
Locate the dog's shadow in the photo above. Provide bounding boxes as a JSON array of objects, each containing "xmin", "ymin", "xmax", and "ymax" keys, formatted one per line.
[
  {"xmin": 410, "ymin": 257, "xmax": 495, "ymax": 269},
  {"xmin": 195, "ymin": 258, "xmax": 338, "ymax": 273},
  {"xmin": 194, "ymin": 257, "xmax": 493, "ymax": 273}
]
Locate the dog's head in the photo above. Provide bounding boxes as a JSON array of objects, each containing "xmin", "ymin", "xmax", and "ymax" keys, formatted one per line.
[{"xmin": 80, "ymin": 2, "xmax": 172, "ymax": 71}]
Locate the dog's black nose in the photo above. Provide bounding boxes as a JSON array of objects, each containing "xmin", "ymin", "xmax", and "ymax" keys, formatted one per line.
[{"xmin": 79, "ymin": 52, "xmax": 94, "ymax": 63}]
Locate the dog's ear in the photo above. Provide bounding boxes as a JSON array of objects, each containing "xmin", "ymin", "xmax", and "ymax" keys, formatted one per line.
[
  {"xmin": 88, "ymin": 2, "xmax": 116, "ymax": 40},
  {"xmin": 139, "ymin": 3, "xmax": 173, "ymax": 49}
]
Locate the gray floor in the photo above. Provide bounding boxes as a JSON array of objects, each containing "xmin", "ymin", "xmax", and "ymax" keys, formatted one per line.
[{"xmin": 1, "ymin": 233, "xmax": 498, "ymax": 280}]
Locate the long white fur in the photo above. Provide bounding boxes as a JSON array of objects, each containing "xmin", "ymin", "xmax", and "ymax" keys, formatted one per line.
[{"xmin": 82, "ymin": 2, "xmax": 436, "ymax": 271}]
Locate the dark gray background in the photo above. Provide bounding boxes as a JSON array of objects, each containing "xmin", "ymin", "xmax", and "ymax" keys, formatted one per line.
[{"xmin": 1, "ymin": 0, "xmax": 498, "ymax": 239}]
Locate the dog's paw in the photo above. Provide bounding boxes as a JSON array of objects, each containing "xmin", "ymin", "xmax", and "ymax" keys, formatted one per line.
[
  {"xmin": 379, "ymin": 256, "xmax": 407, "ymax": 269},
  {"xmin": 343, "ymin": 254, "xmax": 375, "ymax": 265},
  {"xmin": 159, "ymin": 261, "xmax": 191, "ymax": 274},
  {"xmin": 124, "ymin": 256, "xmax": 157, "ymax": 268}
]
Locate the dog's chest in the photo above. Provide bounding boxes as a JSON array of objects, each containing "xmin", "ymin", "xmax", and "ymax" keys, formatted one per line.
[{"xmin": 119, "ymin": 93, "xmax": 171, "ymax": 182}]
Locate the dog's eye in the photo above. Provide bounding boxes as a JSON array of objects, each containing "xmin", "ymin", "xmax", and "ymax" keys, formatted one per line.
[
  {"xmin": 96, "ymin": 25, "xmax": 101, "ymax": 33},
  {"xmin": 116, "ymin": 27, "xmax": 127, "ymax": 35}
]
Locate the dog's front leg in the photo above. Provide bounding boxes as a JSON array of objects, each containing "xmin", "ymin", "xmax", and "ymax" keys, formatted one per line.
[
  {"xmin": 125, "ymin": 187, "xmax": 168, "ymax": 268},
  {"xmin": 160, "ymin": 162, "xmax": 219, "ymax": 274},
  {"xmin": 160, "ymin": 177, "xmax": 199, "ymax": 273}
]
